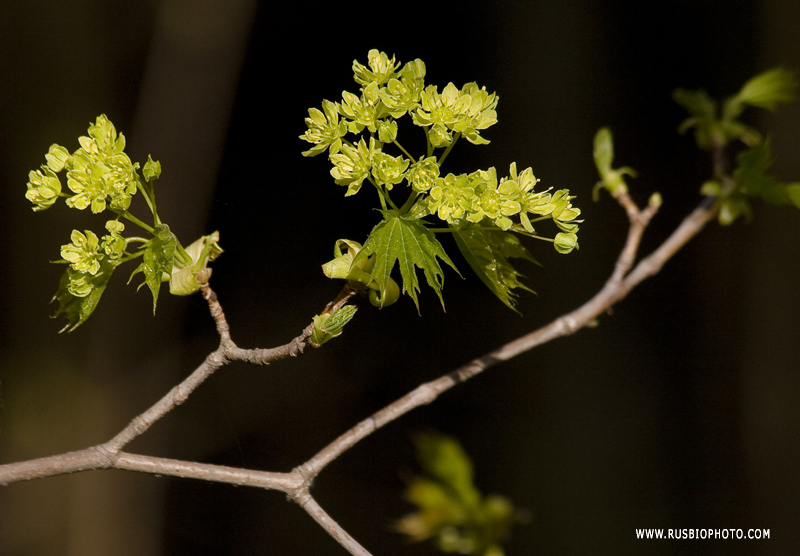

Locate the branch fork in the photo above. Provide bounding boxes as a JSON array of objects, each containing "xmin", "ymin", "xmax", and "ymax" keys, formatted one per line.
[{"xmin": 0, "ymin": 187, "xmax": 718, "ymax": 556}]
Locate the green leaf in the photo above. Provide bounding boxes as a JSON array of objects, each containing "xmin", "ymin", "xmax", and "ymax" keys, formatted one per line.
[
  {"xmin": 129, "ymin": 224, "xmax": 177, "ymax": 314},
  {"xmin": 395, "ymin": 432, "xmax": 520, "ymax": 555},
  {"xmin": 734, "ymin": 139, "xmax": 789, "ymax": 205},
  {"xmin": 736, "ymin": 68, "xmax": 797, "ymax": 111},
  {"xmin": 356, "ymin": 211, "xmax": 459, "ymax": 310},
  {"xmin": 51, "ymin": 262, "xmax": 116, "ymax": 332},
  {"xmin": 413, "ymin": 432, "xmax": 481, "ymax": 509},
  {"xmin": 672, "ymin": 88, "xmax": 720, "ymax": 150},
  {"xmin": 785, "ymin": 184, "xmax": 800, "ymax": 210},
  {"xmin": 452, "ymin": 224, "xmax": 535, "ymax": 311}
]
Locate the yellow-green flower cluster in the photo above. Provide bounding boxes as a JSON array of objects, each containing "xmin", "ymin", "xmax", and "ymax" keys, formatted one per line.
[
  {"xmin": 415, "ymin": 163, "xmax": 581, "ymax": 253},
  {"xmin": 303, "ymin": 50, "xmax": 583, "ymax": 313},
  {"xmin": 412, "ymin": 82, "xmax": 498, "ymax": 147},
  {"xmin": 60, "ymin": 221, "xmax": 130, "ymax": 297},
  {"xmin": 26, "ymin": 115, "xmax": 143, "ymax": 215}
]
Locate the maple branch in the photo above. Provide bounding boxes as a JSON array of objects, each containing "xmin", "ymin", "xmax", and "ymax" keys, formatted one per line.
[
  {"xmin": 297, "ymin": 193, "xmax": 719, "ymax": 482},
  {"xmin": 0, "ymin": 192, "xmax": 719, "ymax": 556},
  {"xmin": 0, "ymin": 285, "xmax": 350, "ymax": 485}
]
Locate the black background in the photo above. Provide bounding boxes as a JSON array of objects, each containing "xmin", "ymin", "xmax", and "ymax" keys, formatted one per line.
[{"xmin": 1, "ymin": 1, "xmax": 799, "ymax": 555}]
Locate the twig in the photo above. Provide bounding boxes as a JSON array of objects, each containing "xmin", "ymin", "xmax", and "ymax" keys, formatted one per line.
[
  {"xmin": 0, "ymin": 193, "xmax": 719, "ymax": 556},
  {"xmin": 298, "ymin": 193, "xmax": 719, "ymax": 481},
  {"xmin": 0, "ymin": 286, "xmax": 349, "ymax": 484}
]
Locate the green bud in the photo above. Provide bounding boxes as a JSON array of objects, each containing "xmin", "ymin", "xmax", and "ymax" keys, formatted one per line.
[
  {"xmin": 377, "ymin": 119, "xmax": 398, "ymax": 143},
  {"xmin": 553, "ymin": 232, "xmax": 578, "ymax": 254},
  {"xmin": 407, "ymin": 156, "xmax": 440, "ymax": 193},
  {"xmin": 309, "ymin": 305, "xmax": 358, "ymax": 348},
  {"xmin": 143, "ymin": 155, "xmax": 161, "ymax": 181}
]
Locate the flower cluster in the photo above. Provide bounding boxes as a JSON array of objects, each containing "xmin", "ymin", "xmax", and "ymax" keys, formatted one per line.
[
  {"xmin": 305, "ymin": 50, "xmax": 582, "ymax": 310},
  {"xmin": 414, "ymin": 163, "xmax": 580, "ymax": 253},
  {"xmin": 301, "ymin": 50, "xmax": 579, "ymax": 250},
  {"xmin": 59, "ymin": 221, "xmax": 129, "ymax": 297},
  {"xmin": 26, "ymin": 115, "xmax": 142, "ymax": 214},
  {"xmin": 25, "ymin": 115, "xmax": 222, "ymax": 331}
]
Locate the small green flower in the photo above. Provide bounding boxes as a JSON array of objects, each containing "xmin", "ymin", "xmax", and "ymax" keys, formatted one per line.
[
  {"xmin": 300, "ymin": 99, "xmax": 347, "ymax": 157},
  {"xmin": 379, "ymin": 59, "xmax": 426, "ymax": 118},
  {"xmin": 371, "ymin": 151, "xmax": 409, "ymax": 190},
  {"xmin": 407, "ymin": 156, "xmax": 440, "ymax": 193},
  {"xmin": 61, "ymin": 229, "xmax": 103, "ymax": 275},
  {"xmin": 340, "ymin": 82, "xmax": 383, "ymax": 134},
  {"xmin": 101, "ymin": 220, "xmax": 127, "ymax": 260},
  {"xmin": 329, "ymin": 138, "xmax": 380, "ymax": 196},
  {"xmin": 64, "ymin": 150, "xmax": 112, "ymax": 213},
  {"xmin": 25, "ymin": 167, "xmax": 62, "ymax": 211},
  {"xmin": 80, "ymin": 114, "xmax": 126, "ymax": 156},
  {"xmin": 450, "ymin": 83, "xmax": 499, "ymax": 145},
  {"xmin": 66, "ymin": 269, "xmax": 94, "ymax": 298},
  {"xmin": 549, "ymin": 189, "xmax": 581, "ymax": 239},
  {"xmin": 413, "ymin": 82, "xmax": 499, "ymax": 146},
  {"xmin": 413, "ymin": 84, "xmax": 461, "ymax": 146},
  {"xmin": 465, "ymin": 168, "xmax": 520, "ymax": 229},
  {"xmin": 45, "ymin": 144, "xmax": 70, "ymax": 172},
  {"xmin": 427, "ymin": 173, "xmax": 476, "ymax": 223},
  {"xmin": 352, "ymin": 49, "xmax": 400, "ymax": 86},
  {"xmin": 61, "ymin": 116, "xmax": 141, "ymax": 213}
]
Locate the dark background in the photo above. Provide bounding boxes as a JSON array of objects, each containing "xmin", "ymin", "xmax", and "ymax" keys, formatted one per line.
[{"xmin": 1, "ymin": 1, "xmax": 799, "ymax": 555}]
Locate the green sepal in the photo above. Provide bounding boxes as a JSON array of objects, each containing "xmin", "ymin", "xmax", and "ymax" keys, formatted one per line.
[
  {"xmin": 51, "ymin": 261, "xmax": 117, "ymax": 333},
  {"xmin": 355, "ymin": 211, "xmax": 459, "ymax": 311},
  {"xmin": 309, "ymin": 305, "xmax": 358, "ymax": 348},
  {"xmin": 143, "ymin": 155, "xmax": 161, "ymax": 181},
  {"xmin": 321, "ymin": 238, "xmax": 401, "ymax": 307},
  {"xmin": 128, "ymin": 224, "xmax": 177, "ymax": 313},
  {"xmin": 322, "ymin": 239, "xmax": 365, "ymax": 280},
  {"xmin": 169, "ymin": 231, "xmax": 223, "ymax": 295},
  {"xmin": 452, "ymin": 224, "xmax": 535, "ymax": 312}
]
